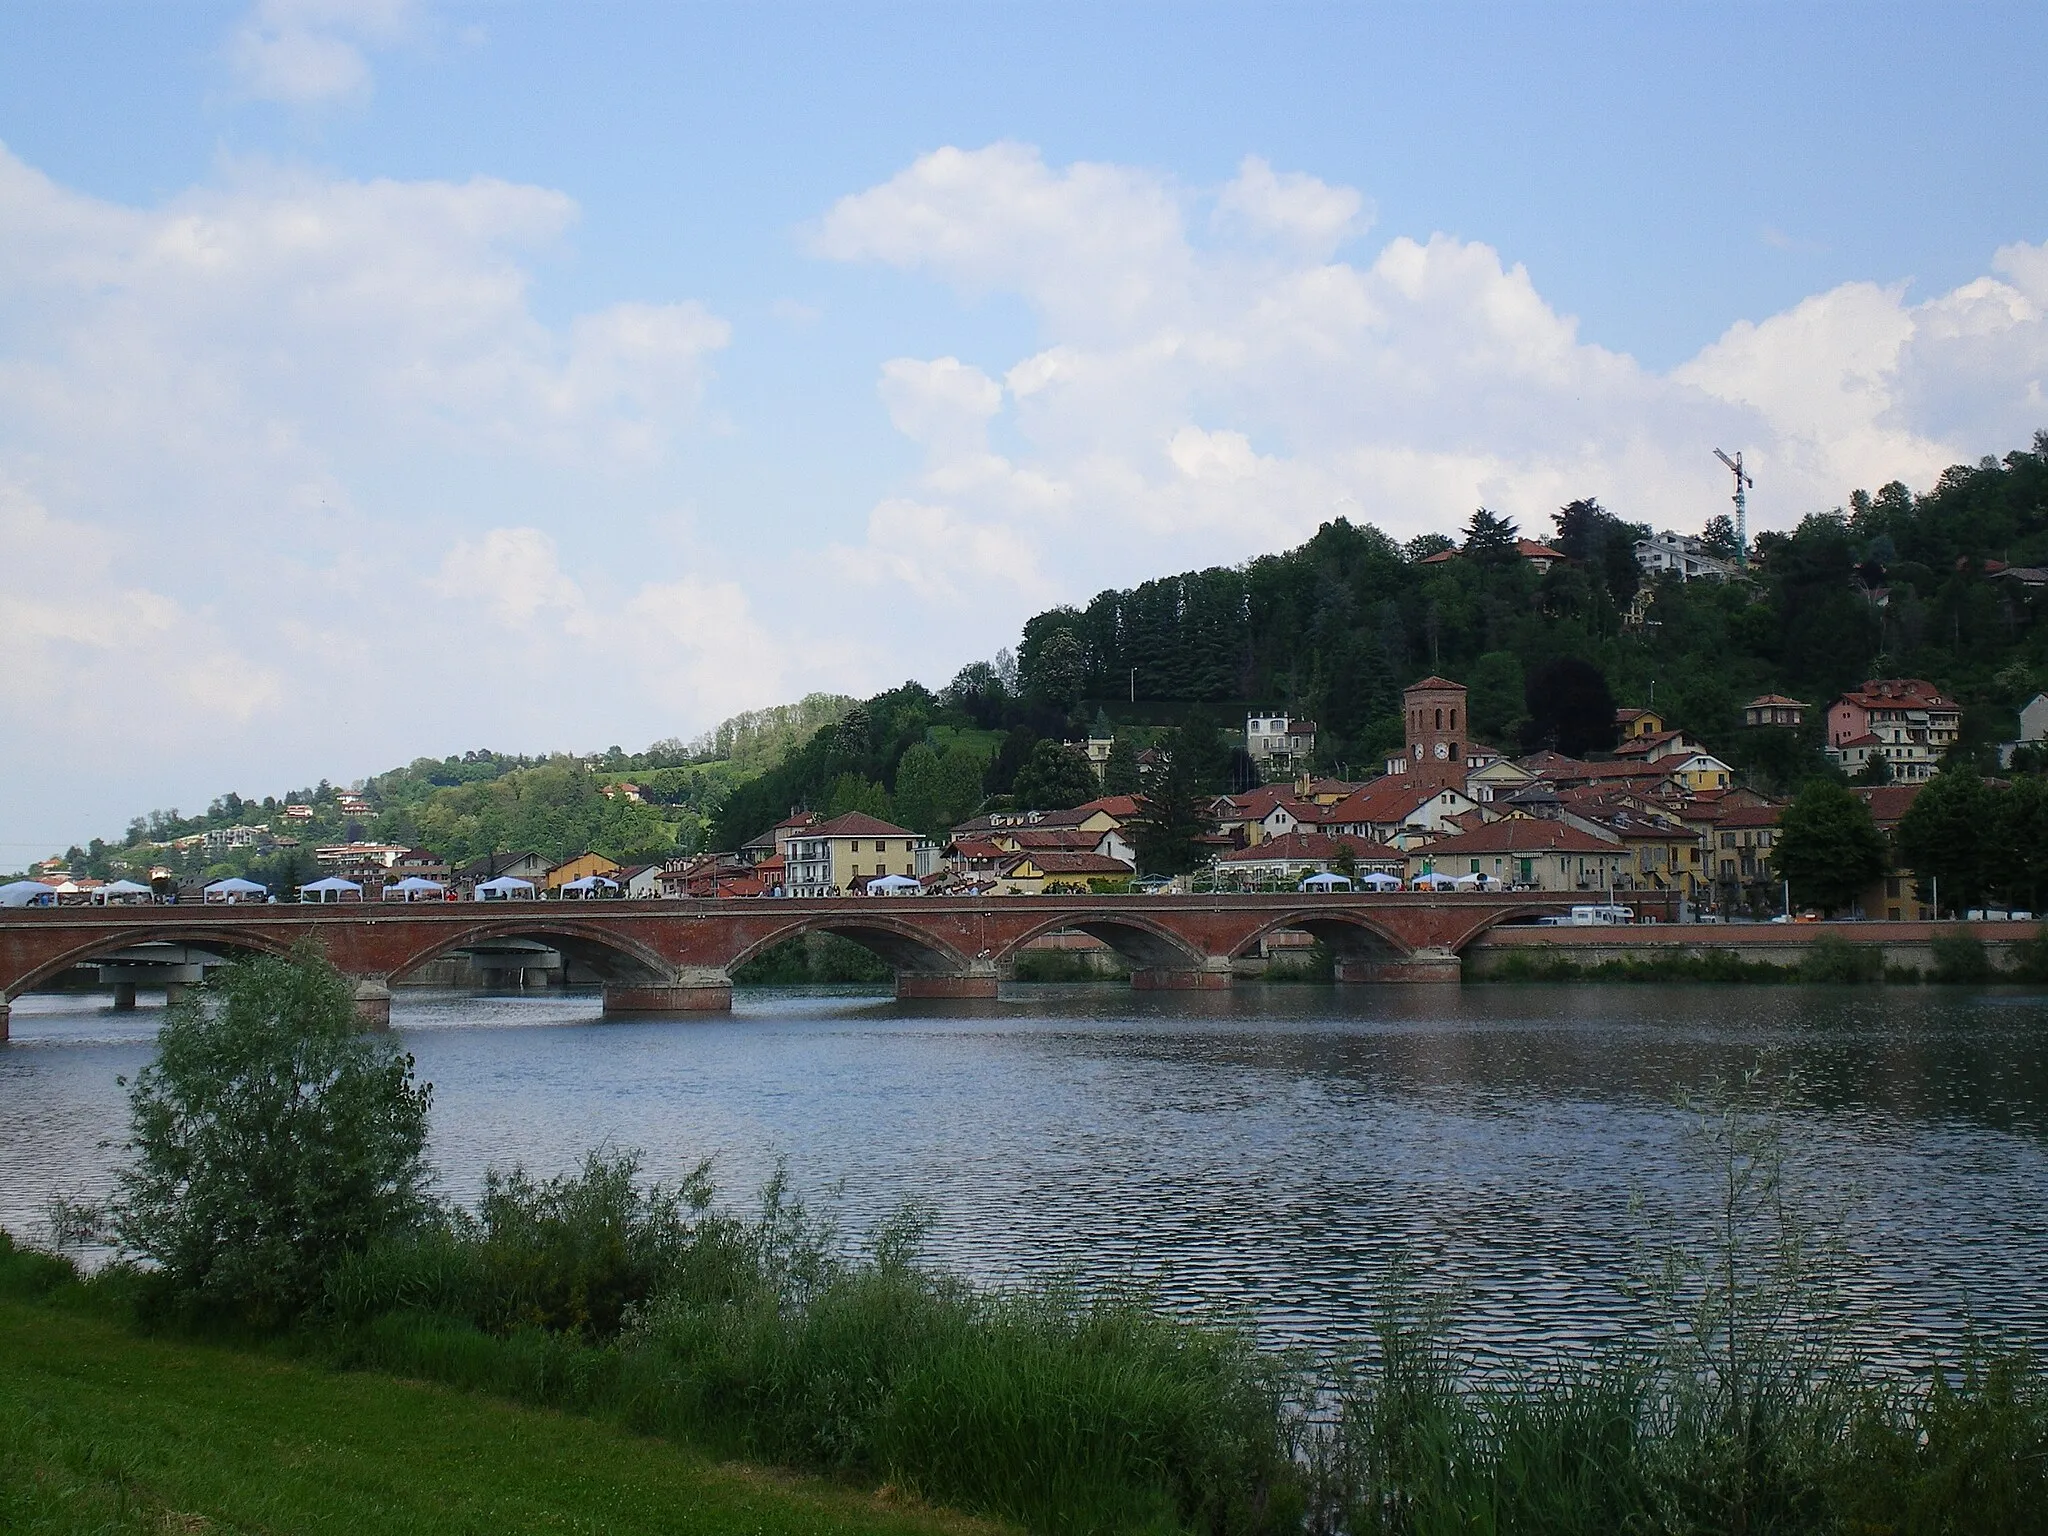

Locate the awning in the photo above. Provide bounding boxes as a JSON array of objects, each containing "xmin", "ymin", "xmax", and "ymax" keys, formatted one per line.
[{"xmin": 203, "ymin": 876, "xmax": 267, "ymax": 899}]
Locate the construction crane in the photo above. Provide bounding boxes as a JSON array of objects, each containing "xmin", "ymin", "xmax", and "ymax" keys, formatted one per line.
[{"xmin": 1714, "ymin": 449, "xmax": 1753, "ymax": 568}]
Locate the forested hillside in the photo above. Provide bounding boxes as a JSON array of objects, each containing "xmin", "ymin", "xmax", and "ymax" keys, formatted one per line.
[
  {"xmin": 51, "ymin": 697, "xmax": 859, "ymax": 885},
  {"xmin": 41, "ymin": 437, "xmax": 2048, "ymax": 881},
  {"xmin": 714, "ymin": 434, "xmax": 2048, "ymax": 849}
]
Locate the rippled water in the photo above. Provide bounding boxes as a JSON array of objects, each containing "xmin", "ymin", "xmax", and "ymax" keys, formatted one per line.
[{"xmin": 4, "ymin": 983, "xmax": 2046, "ymax": 1364}]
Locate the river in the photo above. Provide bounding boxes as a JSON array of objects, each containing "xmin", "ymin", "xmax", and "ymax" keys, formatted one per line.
[{"xmin": 4, "ymin": 982, "xmax": 2045, "ymax": 1366}]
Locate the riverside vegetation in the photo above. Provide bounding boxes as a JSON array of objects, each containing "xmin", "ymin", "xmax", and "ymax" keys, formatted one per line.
[
  {"xmin": 1480, "ymin": 928, "xmax": 2048, "ymax": 987},
  {"xmin": 12, "ymin": 952, "xmax": 2048, "ymax": 1534}
]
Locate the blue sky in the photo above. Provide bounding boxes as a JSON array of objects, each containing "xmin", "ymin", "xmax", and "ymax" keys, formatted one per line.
[{"xmin": 2, "ymin": 2, "xmax": 2045, "ymax": 855}]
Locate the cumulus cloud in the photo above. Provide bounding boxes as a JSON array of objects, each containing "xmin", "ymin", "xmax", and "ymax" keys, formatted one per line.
[
  {"xmin": 228, "ymin": 0, "xmax": 417, "ymax": 104},
  {"xmin": 0, "ymin": 485, "xmax": 283, "ymax": 731},
  {"xmin": 821, "ymin": 142, "xmax": 2048, "ymax": 621},
  {"xmin": 0, "ymin": 141, "xmax": 748, "ymax": 848}
]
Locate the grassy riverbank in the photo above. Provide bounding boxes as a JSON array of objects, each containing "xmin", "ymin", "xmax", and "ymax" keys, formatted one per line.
[
  {"xmin": 13, "ymin": 1189, "xmax": 2048, "ymax": 1535},
  {"xmin": 0, "ymin": 1291, "xmax": 997, "ymax": 1536}
]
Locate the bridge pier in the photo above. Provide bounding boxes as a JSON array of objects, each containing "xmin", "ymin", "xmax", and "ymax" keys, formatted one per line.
[
  {"xmin": 1131, "ymin": 958, "xmax": 1235, "ymax": 991},
  {"xmin": 603, "ymin": 968, "xmax": 733, "ymax": 1014},
  {"xmin": 1335, "ymin": 947, "xmax": 1462, "ymax": 984},
  {"xmin": 0, "ymin": 1002, "xmax": 8, "ymax": 1043},
  {"xmin": 111, "ymin": 982, "xmax": 137, "ymax": 1011},
  {"xmin": 352, "ymin": 979, "xmax": 393, "ymax": 1029},
  {"xmin": 897, "ymin": 962, "xmax": 1000, "ymax": 1000}
]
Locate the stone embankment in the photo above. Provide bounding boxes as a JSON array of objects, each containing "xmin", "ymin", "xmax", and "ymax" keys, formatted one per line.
[{"xmin": 1464, "ymin": 919, "xmax": 2040, "ymax": 977}]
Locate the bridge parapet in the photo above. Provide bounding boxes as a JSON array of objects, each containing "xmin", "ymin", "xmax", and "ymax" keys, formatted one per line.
[{"xmin": 0, "ymin": 892, "xmax": 1607, "ymax": 1024}]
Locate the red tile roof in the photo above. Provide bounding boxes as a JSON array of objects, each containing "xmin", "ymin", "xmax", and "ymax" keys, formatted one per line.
[
  {"xmin": 1074, "ymin": 795, "xmax": 1143, "ymax": 819},
  {"xmin": 1219, "ymin": 831, "xmax": 1402, "ymax": 864},
  {"xmin": 1004, "ymin": 851, "xmax": 1133, "ymax": 876},
  {"xmin": 1852, "ymin": 784, "xmax": 1922, "ymax": 827},
  {"xmin": 1835, "ymin": 679, "xmax": 1959, "ymax": 712},
  {"xmin": 808, "ymin": 811, "xmax": 919, "ymax": 839},
  {"xmin": 1322, "ymin": 777, "xmax": 1462, "ymax": 826},
  {"xmin": 1716, "ymin": 804, "xmax": 1783, "ymax": 829},
  {"xmin": 1423, "ymin": 819, "xmax": 1619, "ymax": 855}
]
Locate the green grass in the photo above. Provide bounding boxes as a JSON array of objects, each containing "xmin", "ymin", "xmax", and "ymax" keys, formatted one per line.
[{"xmin": 0, "ymin": 1296, "xmax": 1002, "ymax": 1536}]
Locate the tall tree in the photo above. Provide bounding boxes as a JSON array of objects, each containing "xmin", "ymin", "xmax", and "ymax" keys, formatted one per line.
[
  {"xmin": 1995, "ymin": 775, "xmax": 2048, "ymax": 914},
  {"xmin": 1701, "ymin": 513, "xmax": 1740, "ymax": 560},
  {"xmin": 1896, "ymin": 769, "xmax": 1997, "ymax": 914},
  {"xmin": 891, "ymin": 744, "xmax": 947, "ymax": 839},
  {"xmin": 1010, "ymin": 741, "xmax": 1100, "ymax": 812},
  {"xmin": 1522, "ymin": 657, "xmax": 1618, "ymax": 757},
  {"xmin": 1131, "ymin": 736, "xmax": 1211, "ymax": 876},
  {"xmin": 1101, "ymin": 736, "xmax": 1142, "ymax": 795},
  {"xmin": 110, "ymin": 951, "xmax": 433, "ymax": 1323},
  {"xmin": 1772, "ymin": 780, "xmax": 1887, "ymax": 916},
  {"xmin": 1463, "ymin": 506, "xmax": 1521, "ymax": 562}
]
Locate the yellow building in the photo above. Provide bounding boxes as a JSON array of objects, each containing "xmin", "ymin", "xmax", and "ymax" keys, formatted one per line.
[
  {"xmin": 1665, "ymin": 751, "xmax": 1734, "ymax": 793},
  {"xmin": 1615, "ymin": 707, "xmax": 1666, "ymax": 740},
  {"xmin": 544, "ymin": 852, "xmax": 621, "ymax": 892},
  {"xmin": 783, "ymin": 812, "xmax": 935, "ymax": 896}
]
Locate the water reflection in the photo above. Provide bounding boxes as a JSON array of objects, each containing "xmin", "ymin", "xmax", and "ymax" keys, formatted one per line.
[{"xmin": 3, "ymin": 983, "xmax": 2044, "ymax": 1363}]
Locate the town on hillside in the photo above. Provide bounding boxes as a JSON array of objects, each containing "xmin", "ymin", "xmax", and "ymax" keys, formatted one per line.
[{"xmin": 11, "ymin": 673, "xmax": 2045, "ymax": 924}]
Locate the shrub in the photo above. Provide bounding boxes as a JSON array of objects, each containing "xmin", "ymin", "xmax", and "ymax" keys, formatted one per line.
[
  {"xmin": 107, "ymin": 949, "xmax": 432, "ymax": 1325},
  {"xmin": 1930, "ymin": 932, "xmax": 1995, "ymax": 984},
  {"xmin": 328, "ymin": 1149, "xmax": 734, "ymax": 1343},
  {"xmin": 2004, "ymin": 924, "xmax": 2048, "ymax": 983},
  {"xmin": 1797, "ymin": 935, "xmax": 1883, "ymax": 983}
]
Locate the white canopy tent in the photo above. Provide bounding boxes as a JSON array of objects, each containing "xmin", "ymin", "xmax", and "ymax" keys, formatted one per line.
[
  {"xmin": 203, "ymin": 876, "xmax": 268, "ymax": 904},
  {"xmin": 92, "ymin": 879, "xmax": 153, "ymax": 905},
  {"xmin": 299, "ymin": 876, "xmax": 363, "ymax": 904},
  {"xmin": 475, "ymin": 876, "xmax": 536, "ymax": 901},
  {"xmin": 1298, "ymin": 871, "xmax": 1352, "ymax": 891},
  {"xmin": 865, "ymin": 873, "xmax": 921, "ymax": 895},
  {"xmin": 559, "ymin": 874, "xmax": 621, "ymax": 899},
  {"xmin": 1409, "ymin": 872, "xmax": 1460, "ymax": 891},
  {"xmin": 383, "ymin": 875, "xmax": 446, "ymax": 902},
  {"xmin": 1358, "ymin": 871, "xmax": 1404, "ymax": 890},
  {"xmin": 0, "ymin": 880, "xmax": 56, "ymax": 908}
]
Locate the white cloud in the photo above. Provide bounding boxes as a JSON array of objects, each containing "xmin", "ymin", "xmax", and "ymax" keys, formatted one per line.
[
  {"xmin": 1213, "ymin": 155, "xmax": 1368, "ymax": 258},
  {"xmin": 821, "ymin": 142, "xmax": 2048, "ymax": 622},
  {"xmin": 0, "ymin": 142, "xmax": 747, "ymax": 851},
  {"xmin": 0, "ymin": 485, "xmax": 284, "ymax": 731},
  {"xmin": 6, "ymin": 131, "xmax": 2048, "ymax": 855},
  {"xmin": 228, "ymin": 0, "xmax": 417, "ymax": 105}
]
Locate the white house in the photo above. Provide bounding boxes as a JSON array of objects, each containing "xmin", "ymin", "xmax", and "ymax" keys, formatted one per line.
[
  {"xmin": 1998, "ymin": 692, "xmax": 2048, "ymax": 768},
  {"xmin": 1635, "ymin": 530, "xmax": 1736, "ymax": 581},
  {"xmin": 1244, "ymin": 713, "xmax": 1317, "ymax": 771}
]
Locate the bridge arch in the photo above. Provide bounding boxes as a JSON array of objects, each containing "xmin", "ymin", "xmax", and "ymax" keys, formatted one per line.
[
  {"xmin": 382, "ymin": 917, "xmax": 679, "ymax": 986},
  {"xmin": 1437, "ymin": 901, "xmax": 1597, "ymax": 955},
  {"xmin": 1227, "ymin": 908, "xmax": 1414, "ymax": 964},
  {"xmin": 725, "ymin": 913, "xmax": 976, "ymax": 977},
  {"xmin": 998, "ymin": 909, "xmax": 1209, "ymax": 975},
  {"xmin": 1, "ymin": 923, "xmax": 298, "ymax": 1002}
]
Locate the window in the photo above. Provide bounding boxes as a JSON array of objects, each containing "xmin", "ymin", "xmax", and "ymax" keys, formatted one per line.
[{"xmin": 1434, "ymin": 707, "xmax": 1443, "ymax": 729}]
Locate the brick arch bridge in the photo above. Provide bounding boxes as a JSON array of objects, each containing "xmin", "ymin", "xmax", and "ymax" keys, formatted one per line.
[{"xmin": 0, "ymin": 892, "xmax": 1598, "ymax": 1033}]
